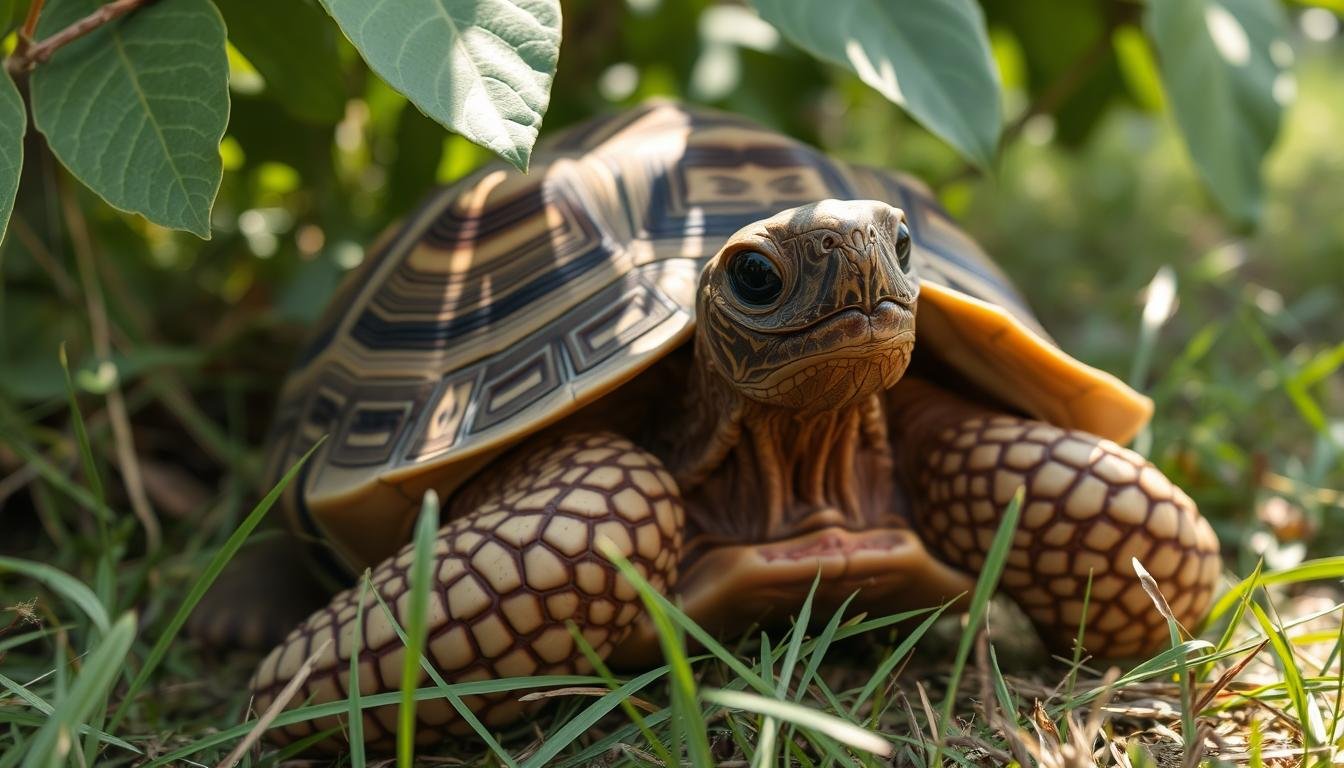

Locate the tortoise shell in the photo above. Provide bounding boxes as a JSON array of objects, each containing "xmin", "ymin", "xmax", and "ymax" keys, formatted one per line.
[{"xmin": 266, "ymin": 102, "xmax": 1151, "ymax": 573}]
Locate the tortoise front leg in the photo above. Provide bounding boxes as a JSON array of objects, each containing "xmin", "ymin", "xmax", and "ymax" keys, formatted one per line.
[
  {"xmin": 889, "ymin": 379, "xmax": 1221, "ymax": 658},
  {"xmin": 249, "ymin": 432, "xmax": 683, "ymax": 750}
]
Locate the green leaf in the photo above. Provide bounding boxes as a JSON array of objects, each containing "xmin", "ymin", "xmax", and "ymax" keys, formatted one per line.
[
  {"xmin": 0, "ymin": 0, "xmax": 16, "ymax": 34},
  {"xmin": 1146, "ymin": 0, "xmax": 1291, "ymax": 224},
  {"xmin": 215, "ymin": 0, "xmax": 345, "ymax": 123},
  {"xmin": 30, "ymin": 0, "xmax": 229, "ymax": 237},
  {"xmin": 1113, "ymin": 25, "xmax": 1165, "ymax": 112},
  {"xmin": 0, "ymin": 68, "xmax": 24, "ymax": 244},
  {"xmin": 751, "ymin": 0, "xmax": 1001, "ymax": 168},
  {"xmin": 319, "ymin": 0, "xmax": 561, "ymax": 171}
]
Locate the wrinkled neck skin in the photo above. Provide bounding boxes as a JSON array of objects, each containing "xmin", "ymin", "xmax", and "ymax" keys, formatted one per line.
[{"xmin": 666, "ymin": 343, "xmax": 903, "ymax": 551}]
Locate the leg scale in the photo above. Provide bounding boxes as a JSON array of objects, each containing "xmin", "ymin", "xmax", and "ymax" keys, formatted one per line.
[{"xmin": 249, "ymin": 431, "xmax": 683, "ymax": 749}]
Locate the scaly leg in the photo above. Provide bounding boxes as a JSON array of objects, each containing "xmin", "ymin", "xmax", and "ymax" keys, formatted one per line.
[
  {"xmin": 889, "ymin": 379, "xmax": 1221, "ymax": 657},
  {"xmin": 249, "ymin": 431, "xmax": 683, "ymax": 749}
]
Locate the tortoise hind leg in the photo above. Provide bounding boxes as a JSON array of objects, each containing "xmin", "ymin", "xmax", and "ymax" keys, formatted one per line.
[
  {"xmin": 249, "ymin": 431, "xmax": 684, "ymax": 750},
  {"xmin": 889, "ymin": 379, "xmax": 1221, "ymax": 658},
  {"xmin": 188, "ymin": 535, "xmax": 330, "ymax": 650}
]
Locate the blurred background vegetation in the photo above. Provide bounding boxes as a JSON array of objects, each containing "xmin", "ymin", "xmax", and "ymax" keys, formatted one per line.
[{"xmin": 0, "ymin": 0, "xmax": 1341, "ymax": 758}]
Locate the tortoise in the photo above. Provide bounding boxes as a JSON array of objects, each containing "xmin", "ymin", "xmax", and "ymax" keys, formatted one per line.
[{"xmin": 229, "ymin": 102, "xmax": 1222, "ymax": 748}]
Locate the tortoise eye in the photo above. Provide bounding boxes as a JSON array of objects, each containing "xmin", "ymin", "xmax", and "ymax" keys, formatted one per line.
[
  {"xmin": 727, "ymin": 251, "xmax": 784, "ymax": 307},
  {"xmin": 895, "ymin": 221, "xmax": 912, "ymax": 272}
]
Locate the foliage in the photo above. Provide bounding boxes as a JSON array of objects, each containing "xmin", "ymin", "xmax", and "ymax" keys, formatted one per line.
[
  {"xmin": 0, "ymin": 0, "xmax": 1313, "ymax": 239},
  {"xmin": 0, "ymin": 0, "xmax": 1342, "ymax": 765}
]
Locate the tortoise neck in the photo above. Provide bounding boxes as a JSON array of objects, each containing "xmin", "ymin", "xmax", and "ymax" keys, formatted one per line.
[{"xmin": 668, "ymin": 347, "xmax": 897, "ymax": 545}]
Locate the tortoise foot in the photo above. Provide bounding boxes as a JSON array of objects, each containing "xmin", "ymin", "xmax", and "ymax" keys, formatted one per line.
[
  {"xmin": 912, "ymin": 413, "xmax": 1221, "ymax": 658},
  {"xmin": 188, "ymin": 535, "xmax": 329, "ymax": 650},
  {"xmin": 249, "ymin": 431, "xmax": 684, "ymax": 750}
]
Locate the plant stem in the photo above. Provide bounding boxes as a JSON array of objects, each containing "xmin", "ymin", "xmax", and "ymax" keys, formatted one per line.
[
  {"xmin": 21, "ymin": 0, "xmax": 46, "ymax": 41},
  {"xmin": 5, "ymin": 0, "xmax": 156, "ymax": 76}
]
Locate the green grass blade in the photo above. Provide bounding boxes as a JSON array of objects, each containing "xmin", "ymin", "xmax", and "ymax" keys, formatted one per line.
[
  {"xmin": 1207, "ymin": 556, "xmax": 1344, "ymax": 622},
  {"xmin": 794, "ymin": 591, "xmax": 857, "ymax": 704},
  {"xmin": 0, "ymin": 557, "xmax": 110, "ymax": 633},
  {"xmin": 987, "ymin": 642, "xmax": 1016, "ymax": 727},
  {"xmin": 1249, "ymin": 599, "xmax": 1319, "ymax": 748},
  {"xmin": 111, "ymin": 437, "xmax": 325, "ymax": 731},
  {"xmin": 521, "ymin": 663, "xmax": 672, "ymax": 768},
  {"xmin": 59, "ymin": 343, "xmax": 118, "ymax": 624},
  {"xmin": 368, "ymin": 575, "xmax": 519, "ymax": 767},
  {"xmin": 563, "ymin": 620, "xmax": 676, "ymax": 767},
  {"xmin": 0, "ymin": 425, "xmax": 116, "ymax": 522},
  {"xmin": 851, "ymin": 602, "xmax": 951, "ymax": 719},
  {"xmin": 703, "ymin": 688, "xmax": 893, "ymax": 758},
  {"xmin": 778, "ymin": 571, "xmax": 819, "ymax": 696},
  {"xmin": 550, "ymin": 708, "xmax": 674, "ymax": 768},
  {"xmin": 140, "ymin": 677, "xmax": 601, "ymax": 767},
  {"xmin": 756, "ymin": 571, "xmax": 820, "ymax": 767},
  {"xmin": 398, "ymin": 490, "xmax": 439, "ymax": 768},
  {"xmin": 348, "ymin": 572, "xmax": 371, "ymax": 768},
  {"xmin": 596, "ymin": 538, "xmax": 714, "ymax": 766},
  {"xmin": 0, "ymin": 672, "xmax": 140, "ymax": 754},
  {"xmin": 830, "ymin": 604, "xmax": 942, "ymax": 642},
  {"xmin": 21, "ymin": 611, "xmax": 137, "ymax": 768},
  {"xmin": 1067, "ymin": 639, "xmax": 1216, "ymax": 708},
  {"xmin": 931, "ymin": 487, "xmax": 1022, "ymax": 765},
  {"xmin": 600, "ymin": 553, "xmax": 774, "ymax": 694},
  {"xmin": 1203, "ymin": 558, "xmax": 1263, "ymax": 680},
  {"xmin": 58, "ymin": 343, "xmax": 105, "ymax": 513}
]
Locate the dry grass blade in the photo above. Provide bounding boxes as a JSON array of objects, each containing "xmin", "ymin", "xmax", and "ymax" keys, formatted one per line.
[
  {"xmin": 1180, "ymin": 721, "xmax": 1214, "ymax": 768},
  {"xmin": 915, "ymin": 681, "xmax": 940, "ymax": 745},
  {"xmin": 1132, "ymin": 558, "xmax": 1185, "ymax": 638},
  {"xmin": 897, "ymin": 691, "xmax": 927, "ymax": 755},
  {"xmin": 58, "ymin": 174, "xmax": 160, "ymax": 553},
  {"xmin": 517, "ymin": 686, "xmax": 660, "ymax": 714},
  {"xmin": 214, "ymin": 638, "xmax": 332, "ymax": 768},
  {"xmin": 1191, "ymin": 639, "xmax": 1270, "ymax": 715}
]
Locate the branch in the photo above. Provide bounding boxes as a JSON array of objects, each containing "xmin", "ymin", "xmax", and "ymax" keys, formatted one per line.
[{"xmin": 5, "ymin": 0, "xmax": 157, "ymax": 76}]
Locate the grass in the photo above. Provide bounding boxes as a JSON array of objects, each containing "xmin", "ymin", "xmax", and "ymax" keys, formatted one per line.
[{"xmin": 2, "ymin": 42, "xmax": 1344, "ymax": 768}]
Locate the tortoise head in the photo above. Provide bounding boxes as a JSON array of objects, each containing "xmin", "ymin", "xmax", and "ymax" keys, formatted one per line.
[{"xmin": 696, "ymin": 199, "xmax": 919, "ymax": 410}]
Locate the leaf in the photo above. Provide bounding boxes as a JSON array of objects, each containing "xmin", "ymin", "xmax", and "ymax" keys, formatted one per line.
[
  {"xmin": 319, "ymin": 0, "xmax": 561, "ymax": 171},
  {"xmin": 0, "ymin": 67, "xmax": 23, "ymax": 244},
  {"xmin": 1113, "ymin": 25, "xmax": 1165, "ymax": 112},
  {"xmin": 215, "ymin": 0, "xmax": 346, "ymax": 124},
  {"xmin": 751, "ymin": 0, "xmax": 1001, "ymax": 168},
  {"xmin": 30, "ymin": 0, "xmax": 230, "ymax": 237},
  {"xmin": 1146, "ymin": 0, "xmax": 1291, "ymax": 224},
  {"xmin": 0, "ymin": 0, "xmax": 16, "ymax": 34}
]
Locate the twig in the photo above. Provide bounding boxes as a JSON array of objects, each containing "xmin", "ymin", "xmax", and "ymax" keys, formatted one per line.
[
  {"xmin": 6, "ymin": 0, "xmax": 157, "ymax": 76},
  {"xmin": 1000, "ymin": 29, "xmax": 1114, "ymax": 145},
  {"xmin": 10, "ymin": 0, "xmax": 47, "ymax": 62},
  {"xmin": 58, "ymin": 175, "xmax": 162, "ymax": 554},
  {"xmin": 9, "ymin": 214, "xmax": 79, "ymax": 302},
  {"xmin": 216, "ymin": 639, "xmax": 332, "ymax": 768}
]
